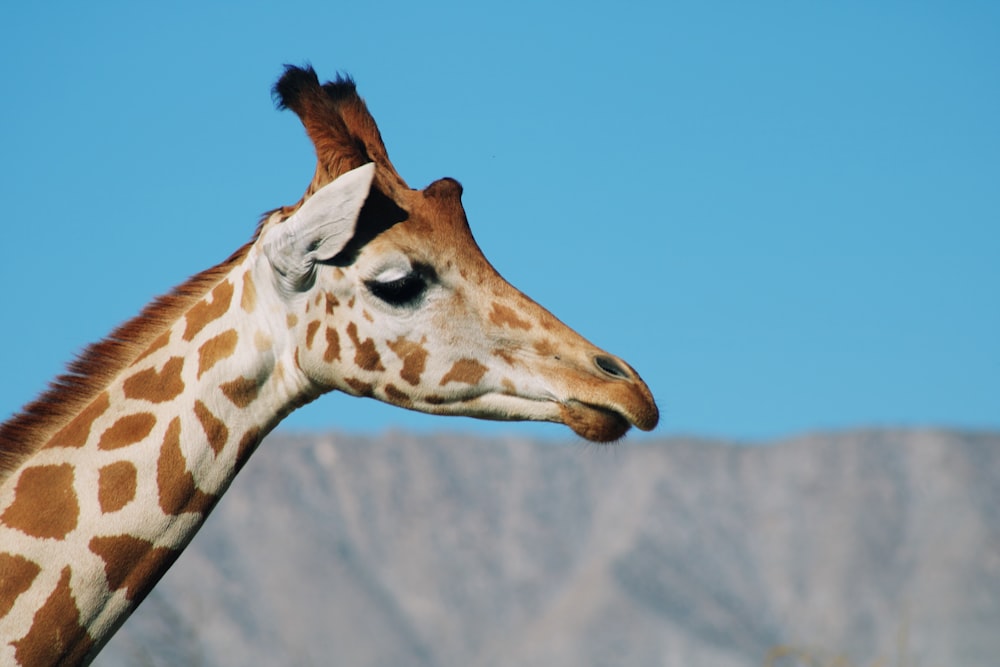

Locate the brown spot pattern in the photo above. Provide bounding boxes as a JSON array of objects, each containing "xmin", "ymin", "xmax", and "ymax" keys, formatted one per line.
[
  {"xmin": 197, "ymin": 330, "xmax": 238, "ymax": 379},
  {"xmin": 194, "ymin": 400, "xmax": 229, "ymax": 456},
  {"xmin": 306, "ymin": 320, "xmax": 321, "ymax": 349},
  {"xmin": 89, "ymin": 535, "xmax": 178, "ymax": 602},
  {"xmin": 489, "ymin": 302, "xmax": 533, "ymax": 331},
  {"xmin": 183, "ymin": 280, "xmax": 234, "ymax": 341},
  {"xmin": 123, "ymin": 356, "xmax": 185, "ymax": 403},
  {"xmin": 47, "ymin": 391, "xmax": 110, "ymax": 449},
  {"xmin": 387, "ymin": 336, "xmax": 429, "ymax": 386},
  {"xmin": 324, "ymin": 327, "xmax": 341, "ymax": 363},
  {"xmin": 493, "ymin": 348, "xmax": 517, "ymax": 366},
  {"xmin": 534, "ymin": 339, "xmax": 558, "ymax": 357},
  {"xmin": 219, "ymin": 376, "xmax": 260, "ymax": 408},
  {"xmin": 287, "ymin": 313, "xmax": 298, "ymax": 328},
  {"xmin": 98, "ymin": 461, "xmax": 138, "ymax": 513},
  {"xmin": 343, "ymin": 378, "xmax": 374, "ymax": 397},
  {"xmin": 0, "ymin": 553, "xmax": 41, "ymax": 619},
  {"xmin": 2, "ymin": 464, "xmax": 79, "ymax": 539},
  {"xmin": 440, "ymin": 359, "xmax": 489, "ymax": 386},
  {"xmin": 346, "ymin": 322, "xmax": 384, "ymax": 371},
  {"xmin": 234, "ymin": 428, "xmax": 262, "ymax": 471},
  {"xmin": 254, "ymin": 330, "xmax": 272, "ymax": 351},
  {"xmin": 384, "ymin": 384, "xmax": 411, "ymax": 404},
  {"xmin": 12, "ymin": 567, "xmax": 93, "ymax": 665},
  {"xmin": 98, "ymin": 413, "xmax": 156, "ymax": 450},
  {"xmin": 157, "ymin": 418, "xmax": 215, "ymax": 516},
  {"xmin": 134, "ymin": 330, "xmax": 171, "ymax": 364},
  {"xmin": 240, "ymin": 271, "xmax": 257, "ymax": 313},
  {"xmin": 325, "ymin": 293, "xmax": 339, "ymax": 315}
]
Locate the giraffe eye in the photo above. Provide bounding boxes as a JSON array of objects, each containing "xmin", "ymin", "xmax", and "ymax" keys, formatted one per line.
[{"xmin": 365, "ymin": 271, "xmax": 427, "ymax": 307}]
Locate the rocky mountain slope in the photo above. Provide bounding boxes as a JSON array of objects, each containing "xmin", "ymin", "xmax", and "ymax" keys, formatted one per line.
[{"xmin": 97, "ymin": 429, "xmax": 1000, "ymax": 667}]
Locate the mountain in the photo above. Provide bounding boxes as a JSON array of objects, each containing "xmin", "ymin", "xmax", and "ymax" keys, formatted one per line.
[{"xmin": 96, "ymin": 429, "xmax": 1000, "ymax": 667}]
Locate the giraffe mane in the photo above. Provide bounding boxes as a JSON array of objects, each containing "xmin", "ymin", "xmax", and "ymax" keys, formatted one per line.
[
  {"xmin": 0, "ymin": 242, "xmax": 254, "ymax": 481},
  {"xmin": 1, "ymin": 67, "xmax": 404, "ymax": 481}
]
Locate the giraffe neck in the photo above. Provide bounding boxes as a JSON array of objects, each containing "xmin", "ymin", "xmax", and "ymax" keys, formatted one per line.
[{"xmin": 0, "ymin": 248, "xmax": 309, "ymax": 664}]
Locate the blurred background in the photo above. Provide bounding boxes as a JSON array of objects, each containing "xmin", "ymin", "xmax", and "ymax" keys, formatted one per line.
[
  {"xmin": 1, "ymin": 2, "xmax": 997, "ymax": 666},
  {"xmin": 1, "ymin": 1, "xmax": 996, "ymax": 440}
]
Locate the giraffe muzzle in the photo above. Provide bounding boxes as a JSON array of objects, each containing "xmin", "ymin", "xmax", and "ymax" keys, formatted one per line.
[{"xmin": 550, "ymin": 352, "xmax": 659, "ymax": 442}]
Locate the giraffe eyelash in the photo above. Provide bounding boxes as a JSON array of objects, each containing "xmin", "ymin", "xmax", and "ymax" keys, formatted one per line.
[
  {"xmin": 364, "ymin": 271, "xmax": 427, "ymax": 307},
  {"xmin": 364, "ymin": 262, "xmax": 437, "ymax": 308},
  {"xmin": 369, "ymin": 265, "xmax": 411, "ymax": 284}
]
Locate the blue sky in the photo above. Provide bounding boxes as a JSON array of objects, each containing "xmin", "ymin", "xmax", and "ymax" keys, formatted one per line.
[{"xmin": 0, "ymin": 2, "xmax": 997, "ymax": 441}]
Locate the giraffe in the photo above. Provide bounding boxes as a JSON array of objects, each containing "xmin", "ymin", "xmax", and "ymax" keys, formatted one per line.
[{"xmin": 0, "ymin": 65, "xmax": 658, "ymax": 665}]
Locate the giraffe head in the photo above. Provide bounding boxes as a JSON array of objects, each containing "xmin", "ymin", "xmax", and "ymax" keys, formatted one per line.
[{"xmin": 256, "ymin": 66, "xmax": 657, "ymax": 442}]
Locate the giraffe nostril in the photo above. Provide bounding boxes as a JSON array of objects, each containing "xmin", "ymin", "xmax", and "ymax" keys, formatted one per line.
[{"xmin": 593, "ymin": 354, "xmax": 631, "ymax": 380}]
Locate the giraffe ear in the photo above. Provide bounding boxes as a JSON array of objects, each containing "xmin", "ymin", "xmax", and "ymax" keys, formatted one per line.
[{"xmin": 263, "ymin": 162, "xmax": 376, "ymax": 291}]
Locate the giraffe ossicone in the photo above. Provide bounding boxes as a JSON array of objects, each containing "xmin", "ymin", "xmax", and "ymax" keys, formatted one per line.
[{"xmin": 0, "ymin": 65, "xmax": 658, "ymax": 665}]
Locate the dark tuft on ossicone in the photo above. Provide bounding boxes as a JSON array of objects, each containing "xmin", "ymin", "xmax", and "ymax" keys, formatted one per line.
[
  {"xmin": 272, "ymin": 64, "xmax": 322, "ymax": 112},
  {"xmin": 273, "ymin": 64, "xmax": 358, "ymax": 113},
  {"xmin": 321, "ymin": 74, "xmax": 358, "ymax": 105}
]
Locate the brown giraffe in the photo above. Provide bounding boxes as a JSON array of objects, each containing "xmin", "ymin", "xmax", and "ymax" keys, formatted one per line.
[{"xmin": 0, "ymin": 66, "xmax": 658, "ymax": 665}]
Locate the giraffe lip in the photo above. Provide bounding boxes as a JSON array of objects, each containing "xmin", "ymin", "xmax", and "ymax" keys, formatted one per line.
[
  {"xmin": 626, "ymin": 399, "xmax": 659, "ymax": 432},
  {"xmin": 558, "ymin": 400, "xmax": 635, "ymax": 443},
  {"xmin": 410, "ymin": 387, "xmax": 657, "ymax": 442},
  {"xmin": 560, "ymin": 379, "xmax": 661, "ymax": 441}
]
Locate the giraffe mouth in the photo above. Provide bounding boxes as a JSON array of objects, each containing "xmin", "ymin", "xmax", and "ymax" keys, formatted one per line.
[
  {"xmin": 397, "ymin": 350, "xmax": 659, "ymax": 442},
  {"xmin": 407, "ymin": 389, "xmax": 654, "ymax": 443},
  {"xmin": 473, "ymin": 390, "xmax": 655, "ymax": 443},
  {"xmin": 558, "ymin": 400, "xmax": 634, "ymax": 442},
  {"xmin": 555, "ymin": 391, "xmax": 663, "ymax": 443},
  {"xmin": 552, "ymin": 356, "xmax": 660, "ymax": 442}
]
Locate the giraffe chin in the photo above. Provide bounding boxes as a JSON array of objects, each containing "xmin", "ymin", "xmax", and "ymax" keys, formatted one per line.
[{"xmin": 558, "ymin": 401, "xmax": 633, "ymax": 443}]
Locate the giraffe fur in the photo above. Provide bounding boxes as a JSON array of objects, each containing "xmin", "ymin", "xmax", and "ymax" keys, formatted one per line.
[{"xmin": 0, "ymin": 65, "xmax": 658, "ymax": 665}]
